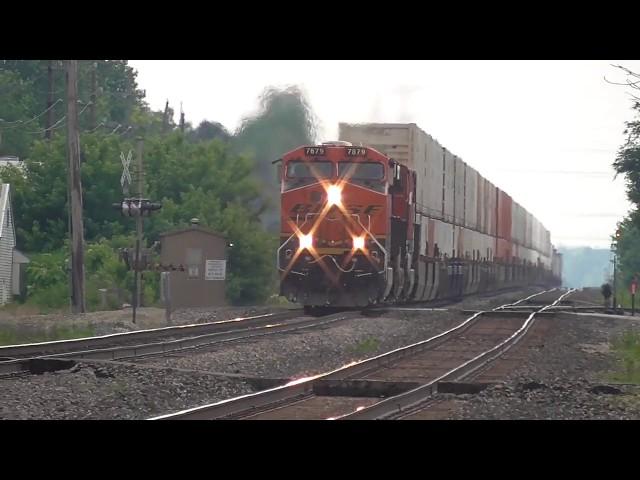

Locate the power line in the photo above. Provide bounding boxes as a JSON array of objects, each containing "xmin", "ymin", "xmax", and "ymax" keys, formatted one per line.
[
  {"xmin": 0, "ymin": 99, "xmax": 63, "ymax": 129},
  {"xmin": 86, "ymin": 122, "xmax": 105, "ymax": 133},
  {"xmin": 23, "ymin": 102, "xmax": 93, "ymax": 135},
  {"xmin": 497, "ymin": 169, "xmax": 613, "ymax": 176}
]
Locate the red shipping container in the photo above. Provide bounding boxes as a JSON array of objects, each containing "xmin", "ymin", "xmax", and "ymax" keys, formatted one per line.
[{"xmin": 496, "ymin": 238, "xmax": 513, "ymax": 261}]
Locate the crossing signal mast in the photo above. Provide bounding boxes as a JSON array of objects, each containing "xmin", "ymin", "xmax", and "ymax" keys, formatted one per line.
[{"xmin": 113, "ymin": 138, "xmax": 162, "ymax": 323}]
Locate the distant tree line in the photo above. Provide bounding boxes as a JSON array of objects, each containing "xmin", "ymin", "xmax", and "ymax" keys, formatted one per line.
[{"xmin": 0, "ymin": 60, "xmax": 317, "ymax": 309}]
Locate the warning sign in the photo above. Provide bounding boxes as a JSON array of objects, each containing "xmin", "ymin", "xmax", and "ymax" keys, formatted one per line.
[{"xmin": 205, "ymin": 260, "xmax": 226, "ymax": 281}]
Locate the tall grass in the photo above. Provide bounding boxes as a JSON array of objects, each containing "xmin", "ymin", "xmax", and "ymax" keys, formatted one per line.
[
  {"xmin": 610, "ymin": 330, "xmax": 640, "ymax": 383},
  {"xmin": 0, "ymin": 324, "xmax": 96, "ymax": 347}
]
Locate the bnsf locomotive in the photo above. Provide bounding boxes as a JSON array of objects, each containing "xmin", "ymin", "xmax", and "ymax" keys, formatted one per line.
[{"xmin": 278, "ymin": 123, "xmax": 562, "ymax": 310}]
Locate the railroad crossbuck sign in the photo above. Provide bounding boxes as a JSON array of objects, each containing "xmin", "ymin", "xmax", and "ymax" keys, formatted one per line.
[{"xmin": 120, "ymin": 150, "xmax": 133, "ymax": 194}]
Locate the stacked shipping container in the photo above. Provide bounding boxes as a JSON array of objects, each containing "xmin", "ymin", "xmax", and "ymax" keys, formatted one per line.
[{"xmin": 338, "ymin": 122, "xmax": 554, "ymax": 268}]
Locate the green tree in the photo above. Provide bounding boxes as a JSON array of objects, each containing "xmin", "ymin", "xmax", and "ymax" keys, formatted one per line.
[
  {"xmin": 1, "ymin": 132, "xmax": 132, "ymax": 252},
  {"xmin": 0, "ymin": 60, "xmax": 148, "ymax": 149},
  {"xmin": 611, "ymin": 66, "xmax": 640, "ymax": 306},
  {"xmin": 190, "ymin": 120, "xmax": 230, "ymax": 143},
  {"xmin": 0, "ymin": 69, "xmax": 38, "ymax": 158},
  {"xmin": 613, "ymin": 66, "xmax": 640, "ymax": 206}
]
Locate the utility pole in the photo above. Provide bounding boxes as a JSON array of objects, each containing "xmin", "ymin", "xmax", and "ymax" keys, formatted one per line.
[
  {"xmin": 179, "ymin": 102, "xmax": 185, "ymax": 133},
  {"xmin": 45, "ymin": 60, "xmax": 54, "ymax": 141},
  {"xmin": 89, "ymin": 61, "xmax": 97, "ymax": 130},
  {"xmin": 162, "ymin": 100, "xmax": 169, "ymax": 134},
  {"xmin": 66, "ymin": 60, "xmax": 86, "ymax": 313},
  {"xmin": 612, "ymin": 251, "xmax": 618, "ymax": 312}
]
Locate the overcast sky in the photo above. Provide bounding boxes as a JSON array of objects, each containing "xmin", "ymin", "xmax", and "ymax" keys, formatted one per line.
[{"xmin": 129, "ymin": 60, "xmax": 640, "ymax": 249}]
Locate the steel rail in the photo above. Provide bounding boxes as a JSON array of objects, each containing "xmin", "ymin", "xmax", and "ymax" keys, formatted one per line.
[
  {"xmin": 149, "ymin": 288, "xmax": 558, "ymax": 420},
  {"xmin": 339, "ymin": 288, "xmax": 575, "ymax": 419},
  {"xmin": 0, "ymin": 310, "xmax": 304, "ymax": 359}
]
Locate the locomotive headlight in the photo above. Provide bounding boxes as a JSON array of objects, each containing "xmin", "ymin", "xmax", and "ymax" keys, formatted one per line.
[
  {"xmin": 353, "ymin": 235, "xmax": 365, "ymax": 250},
  {"xmin": 298, "ymin": 233, "xmax": 313, "ymax": 250},
  {"xmin": 327, "ymin": 184, "xmax": 342, "ymax": 206}
]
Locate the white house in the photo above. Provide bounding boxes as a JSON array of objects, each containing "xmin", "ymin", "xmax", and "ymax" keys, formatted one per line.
[
  {"xmin": 0, "ymin": 184, "xmax": 28, "ymax": 304},
  {"xmin": 0, "ymin": 156, "xmax": 25, "ymax": 172}
]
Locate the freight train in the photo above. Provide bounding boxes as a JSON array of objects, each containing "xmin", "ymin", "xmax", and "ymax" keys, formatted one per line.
[{"xmin": 277, "ymin": 123, "xmax": 562, "ymax": 310}]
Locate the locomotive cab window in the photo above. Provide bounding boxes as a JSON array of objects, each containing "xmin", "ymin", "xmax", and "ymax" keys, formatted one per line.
[
  {"xmin": 338, "ymin": 162, "xmax": 385, "ymax": 192},
  {"xmin": 284, "ymin": 161, "xmax": 334, "ymax": 190},
  {"xmin": 287, "ymin": 161, "xmax": 333, "ymax": 179}
]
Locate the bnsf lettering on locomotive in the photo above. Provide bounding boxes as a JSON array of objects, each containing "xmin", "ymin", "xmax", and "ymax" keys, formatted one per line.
[
  {"xmin": 290, "ymin": 203, "xmax": 324, "ymax": 216},
  {"xmin": 346, "ymin": 147, "xmax": 367, "ymax": 156},
  {"xmin": 290, "ymin": 203, "xmax": 309, "ymax": 215},
  {"xmin": 290, "ymin": 204, "xmax": 381, "ymax": 217},
  {"xmin": 305, "ymin": 147, "xmax": 325, "ymax": 156},
  {"xmin": 364, "ymin": 205, "xmax": 382, "ymax": 215},
  {"xmin": 344, "ymin": 205, "xmax": 382, "ymax": 215}
]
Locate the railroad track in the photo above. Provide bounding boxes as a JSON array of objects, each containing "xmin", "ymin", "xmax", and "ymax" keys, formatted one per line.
[
  {"xmin": 0, "ymin": 309, "xmax": 365, "ymax": 376},
  {"xmin": 151, "ymin": 288, "xmax": 571, "ymax": 420},
  {"xmin": 0, "ymin": 287, "xmax": 546, "ymax": 377},
  {"xmin": 0, "ymin": 310, "xmax": 307, "ymax": 360}
]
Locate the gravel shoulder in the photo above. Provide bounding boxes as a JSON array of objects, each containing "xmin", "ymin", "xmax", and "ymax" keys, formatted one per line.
[
  {"xmin": 0, "ymin": 361, "xmax": 254, "ymax": 420},
  {"xmin": 437, "ymin": 312, "xmax": 640, "ymax": 419}
]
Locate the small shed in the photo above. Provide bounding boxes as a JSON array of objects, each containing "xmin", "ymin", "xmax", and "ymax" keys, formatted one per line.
[{"xmin": 159, "ymin": 220, "xmax": 228, "ymax": 308}]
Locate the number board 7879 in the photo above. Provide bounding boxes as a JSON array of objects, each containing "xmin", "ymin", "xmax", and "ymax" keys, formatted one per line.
[{"xmin": 346, "ymin": 147, "xmax": 367, "ymax": 156}]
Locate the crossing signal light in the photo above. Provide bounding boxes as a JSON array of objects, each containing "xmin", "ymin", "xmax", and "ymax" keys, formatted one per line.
[{"xmin": 113, "ymin": 198, "xmax": 162, "ymax": 217}]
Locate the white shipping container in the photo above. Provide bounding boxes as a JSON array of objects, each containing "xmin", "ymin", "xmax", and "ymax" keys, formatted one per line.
[
  {"xmin": 454, "ymin": 156, "xmax": 465, "ymax": 225},
  {"xmin": 466, "ymin": 166, "xmax": 478, "ymax": 230},
  {"xmin": 434, "ymin": 219, "xmax": 453, "ymax": 257},
  {"xmin": 443, "ymin": 149, "xmax": 455, "ymax": 222},
  {"xmin": 476, "ymin": 173, "xmax": 485, "ymax": 233},
  {"xmin": 486, "ymin": 181, "xmax": 497, "ymax": 237},
  {"xmin": 338, "ymin": 122, "xmax": 556, "ymax": 271},
  {"xmin": 425, "ymin": 133, "xmax": 445, "ymax": 217}
]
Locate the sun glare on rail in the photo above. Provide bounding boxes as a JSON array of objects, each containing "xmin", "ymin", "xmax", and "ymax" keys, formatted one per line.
[{"xmin": 285, "ymin": 375, "xmax": 319, "ymax": 386}]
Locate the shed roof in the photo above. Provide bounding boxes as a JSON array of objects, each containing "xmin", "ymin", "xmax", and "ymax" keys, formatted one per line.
[{"xmin": 159, "ymin": 225, "xmax": 227, "ymax": 240}]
